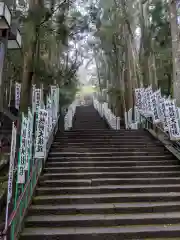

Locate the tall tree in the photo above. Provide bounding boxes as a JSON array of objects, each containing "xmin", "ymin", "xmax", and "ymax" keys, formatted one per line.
[{"xmin": 169, "ymin": 0, "xmax": 180, "ymax": 105}]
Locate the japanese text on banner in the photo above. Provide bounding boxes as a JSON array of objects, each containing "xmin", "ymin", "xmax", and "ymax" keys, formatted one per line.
[
  {"xmin": 7, "ymin": 123, "xmax": 17, "ymax": 202},
  {"xmin": 17, "ymin": 115, "xmax": 28, "ymax": 184},
  {"xmin": 15, "ymin": 82, "xmax": 21, "ymax": 110},
  {"xmin": 35, "ymin": 109, "xmax": 48, "ymax": 158}
]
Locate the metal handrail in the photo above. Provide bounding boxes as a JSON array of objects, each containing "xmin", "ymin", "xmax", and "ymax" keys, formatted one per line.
[{"xmin": 139, "ymin": 113, "xmax": 180, "ymax": 151}]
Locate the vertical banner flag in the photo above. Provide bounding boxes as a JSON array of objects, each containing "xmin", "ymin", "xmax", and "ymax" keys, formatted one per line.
[
  {"xmin": 150, "ymin": 92, "xmax": 160, "ymax": 124},
  {"xmin": 15, "ymin": 82, "xmax": 21, "ymax": 110},
  {"xmin": 51, "ymin": 85, "xmax": 57, "ymax": 123},
  {"xmin": 0, "ymin": 42, "xmax": 5, "ymax": 89},
  {"xmin": 5, "ymin": 122, "xmax": 17, "ymax": 233},
  {"xmin": 135, "ymin": 88, "xmax": 144, "ymax": 111},
  {"xmin": 35, "ymin": 109, "xmax": 48, "ymax": 158},
  {"xmin": 44, "ymin": 111, "xmax": 49, "ymax": 143},
  {"xmin": 159, "ymin": 97, "xmax": 169, "ymax": 132},
  {"xmin": 167, "ymin": 100, "xmax": 180, "ymax": 140},
  {"xmin": 56, "ymin": 86, "xmax": 59, "ymax": 114},
  {"xmin": 32, "ymin": 84, "xmax": 36, "ymax": 114},
  {"xmin": 133, "ymin": 86, "xmax": 180, "ymax": 140},
  {"xmin": 25, "ymin": 109, "xmax": 33, "ymax": 171},
  {"xmin": 35, "ymin": 88, "xmax": 42, "ymax": 111},
  {"xmin": 7, "ymin": 123, "xmax": 17, "ymax": 203},
  {"xmin": 46, "ymin": 95, "xmax": 52, "ymax": 135},
  {"xmin": 146, "ymin": 86, "xmax": 153, "ymax": 117},
  {"xmin": 17, "ymin": 114, "xmax": 28, "ymax": 183}
]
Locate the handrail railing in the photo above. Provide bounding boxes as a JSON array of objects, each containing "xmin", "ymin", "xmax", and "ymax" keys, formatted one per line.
[
  {"xmin": 139, "ymin": 113, "xmax": 180, "ymax": 152},
  {"xmin": 2, "ymin": 115, "xmax": 59, "ymax": 240}
]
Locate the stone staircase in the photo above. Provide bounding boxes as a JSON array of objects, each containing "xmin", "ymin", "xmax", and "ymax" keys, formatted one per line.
[
  {"xmin": 73, "ymin": 104, "xmax": 109, "ymax": 129},
  {"xmin": 20, "ymin": 105, "xmax": 180, "ymax": 239}
]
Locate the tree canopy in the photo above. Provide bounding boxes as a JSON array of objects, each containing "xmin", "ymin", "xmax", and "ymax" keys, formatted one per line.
[{"xmin": 1, "ymin": 0, "xmax": 180, "ymax": 116}]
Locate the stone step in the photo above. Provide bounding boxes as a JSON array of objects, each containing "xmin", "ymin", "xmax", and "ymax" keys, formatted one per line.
[
  {"xmin": 54, "ymin": 136, "xmax": 158, "ymax": 140},
  {"xmin": 58, "ymin": 128, "xmax": 150, "ymax": 132},
  {"xmin": 146, "ymin": 238, "xmax": 180, "ymax": 240},
  {"xmin": 32, "ymin": 192, "xmax": 180, "ymax": 205},
  {"xmin": 53, "ymin": 141, "xmax": 162, "ymax": 147},
  {"xmin": 29, "ymin": 201, "xmax": 180, "ymax": 215},
  {"xmin": 73, "ymin": 127, "xmax": 108, "ymax": 129},
  {"xmin": 55, "ymin": 135, "xmax": 151, "ymax": 140},
  {"xmin": 51, "ymin": 145, "xmax": 166, "ymax": 151},
  {"xmin": 39, "ymin": 177, "xmax": 180, "ymax": 187},
  {"xmin": 56, "ymin": 131, "xmax": 149, "ymax": 135},
  {"xmin": 52, "ymin": 144, "xmax": 163, "ymax": 149},
  {"xmin": 36, "ymin": 184, "xmax": 180, "ymax": 195},
  {"xmin": 73, "ymin": 125, "xmax": 107, "ymax": 128},
  {"xmin": 60, "ymin": 129, "xmax": 147, "ymax": 134},
  {"xmin": 73, "ymin": 123, "xmax": 106, "ymax": 125},
  {"xmin": 41, "ymin": 170, "xmax": 180, "ymax": 180},
  {"xmin": 57, "ymin": 134, "xmax": 148, "ymax": 138},
  {"xmin": 19, "ymin": 224, "xmax": 180, "ymax": 240},
  {"xmin": 50, "ymin": 147, "xmax": 168, "ymax": 153},
  {"xmin": 43, "ymin": 165, "xmax": 180, "ymax": 174},
  {"xmin": 47, "ymin": 155, "xmax": 173, "ymax": 162},
  {"xmin": 25, "ymin": 212, "xmax": 180, "ymax": 228},
  {"xmin": 48, "ymin": 151, "xmax": 172, "ymax": 157},
  {"xmin": 46, "ymin": 160, "xmax": 178, "ymax": 167},
  {"xmin": 58, "ymin": 137, "xmax": 150, "ymax": 141},
  {"xmin": 53, "ymin": 139, "xmax": 160, "ymax": 143},
  {"xmin": 56, "ymin": 133, "xmax": 151, "ymax": 137}
]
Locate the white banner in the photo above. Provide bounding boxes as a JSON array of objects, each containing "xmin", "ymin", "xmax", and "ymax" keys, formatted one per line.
[
  {"xmin": 135, "ymin": 86, "xmax": 180, "ymax": 140},
  {"xmin": 32, "ymin": 84, "xmax": 36, "ymax": 114},
  {"xmin": 15, "ymin": 82, "xmax": 21, "ymax": 110},
  {"xmin": 46, "ymin": 95, "xmax": 53, "ymax": 134},
  {"xmin": 141, "ymin": 89, "xmax": 147, "ymax": 113},
  {"xmin": 45, "ymin": 111, "xmax": 49, "ymax": 142},
  {"xmin": 150, "ymin": 92, "xmax": 160, "ymax": 124},
  {"xmin": 146, "ymin": 86, "xmax": 153, "ymax": 116},
  {"xmin": 17, "ymin": 114, "xmax": 28, "ymax": 183},
  {"xmin": 35, "ymin": 109, "xmax": 48, "ymax": 158},
  {"xmin": 156, "ymin": 89, "xmax": 161, "ymax": 102},
  {"xmin": 135, "ymin": 87, "xmax": 152, "ymax": 117},
  {"xmin": 159, "ymin": 97, "xmax": 169, "ymax": 132},
  {"xmin": 51, "ymin": 85, "xmax": 57, "ymax": 122},
  {"xmin": 25, "ymin": 109, "xmax": 33, "ymax": 170},
  {"xmin": 7, "ymin": 123, "xmax": 17, "ymax": 202},
  {"xmin": 56, "ymin": 86, "xmax": 59, "ymax": 114},
  {"xmin": 167, "ymin": 100, "xmax": 180, "ymax": 140},
  {"xmin": 135, "ymin": 88, "xmax": 142, "ymax": 109},
  {"xmin": 35, "ymin": 88, "xmax": 42, "ymax": 112},
  {"xmin": 5, "ymin": 122, "xmax": 17, "ymax": 235}
]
